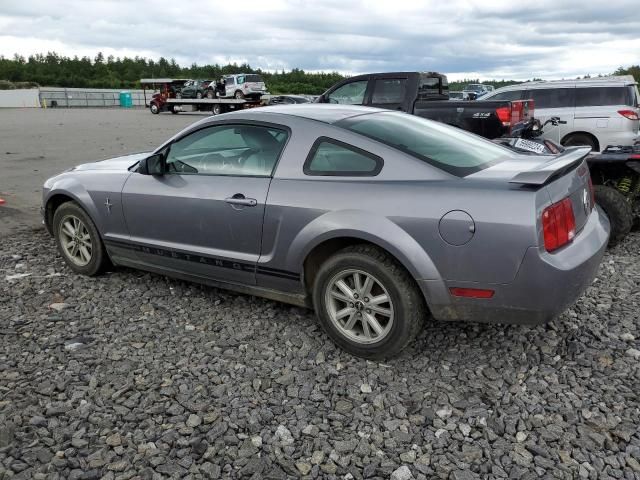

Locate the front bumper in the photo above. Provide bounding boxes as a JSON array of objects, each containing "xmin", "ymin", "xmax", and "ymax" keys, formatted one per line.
[{"xmin": 421, "ymin": 206, "xmax": 610, "ymax": 325}]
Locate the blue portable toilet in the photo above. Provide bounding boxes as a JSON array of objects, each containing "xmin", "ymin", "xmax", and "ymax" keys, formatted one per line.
[{"xmin": 119, "ymin": 91, "xmax": 133, "ymax": 108}]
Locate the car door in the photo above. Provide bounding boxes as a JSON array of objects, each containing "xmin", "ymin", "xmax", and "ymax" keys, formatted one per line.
[
  {"xmin": 121, "ymin": 123, "xmax": 289, "ymax": 285},
  {"xmin": 367, "ymin": 77, "xmax": 409, "ymax": 111},
  {"xmin": 225, "ymin": 77, "xmax": 235, "ymax": 97},
  {"xmin": 323, "ymin": 78, "xmax": 371, "ymax": 105},
  {"xmin": 522, "ymin": 87, "xmax": 575, "ymax": 143}
]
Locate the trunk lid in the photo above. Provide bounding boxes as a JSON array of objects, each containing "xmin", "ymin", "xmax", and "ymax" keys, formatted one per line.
[{"xmin": 471, "ymin": 146, "xmax": 594, "ymax": 235}]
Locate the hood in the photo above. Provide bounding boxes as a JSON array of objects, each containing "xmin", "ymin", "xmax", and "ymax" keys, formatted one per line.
[{"xmin": 71, "ymin": 152, "xmax": 151, "ymax": 172}]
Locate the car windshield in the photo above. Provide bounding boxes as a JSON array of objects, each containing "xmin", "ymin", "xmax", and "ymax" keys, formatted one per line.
[
  {"xmin": 246, "ymin": 74, "xmax": 264, "ymax": 83},
  {"xmin": 338, "ymin": 112, "xmax": 509, "ymax": 176}
]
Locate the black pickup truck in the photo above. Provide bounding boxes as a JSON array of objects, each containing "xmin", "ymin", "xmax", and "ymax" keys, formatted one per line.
[{"xmin": 317, "ymin": 72, "xmax": 533, "ymax": 139}]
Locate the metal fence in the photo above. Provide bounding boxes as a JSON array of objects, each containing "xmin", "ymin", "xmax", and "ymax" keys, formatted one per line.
[{"xmin": 39, "ymin": 88, "xmax": 154, "ymax": 108}]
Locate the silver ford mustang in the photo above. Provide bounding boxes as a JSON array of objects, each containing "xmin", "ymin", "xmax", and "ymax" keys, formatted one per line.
[{"xmin": 42, "ymin": 105, "xmax": 610, "ymax": 358}]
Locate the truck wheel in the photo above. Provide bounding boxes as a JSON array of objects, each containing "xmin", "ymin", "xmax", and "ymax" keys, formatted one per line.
[
  {"xmin": 563, "ymin": 133, "xmax": 598, "ymax": 151},
  {"xmin": 234, "ymin": 90, "xmax": 245, "ymax": 99},
  {"xmin": 212, "ymin": 104, "xmax": 224, "ymax": 116},
  {"xmin": 594, "ymin": 185, "xmax": 633, "ymax": 246},
  {"xmin": 312, "ymin": 244, "xmax": 426, "ymax": 360},
  {"xmin": 170, "ymin": 107, "xmax": 179, "ymax": 115},
  {"xmin": 150, "ymin": 103, "xmax": 159, "ymax": 114}
]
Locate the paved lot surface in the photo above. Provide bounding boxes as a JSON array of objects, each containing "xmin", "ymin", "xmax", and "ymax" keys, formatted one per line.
[
  {"xmin": 1, "ymin": 108, "xmax": 639, "ymax": 479},
  {"xmin": 0, "ymin": 108, "xmax": 201, "ymax": 236}
]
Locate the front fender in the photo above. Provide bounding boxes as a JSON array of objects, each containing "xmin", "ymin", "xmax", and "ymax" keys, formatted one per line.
[{"xmin": 287, "ymin": 209, "xmax": 442, "ymax": 281}]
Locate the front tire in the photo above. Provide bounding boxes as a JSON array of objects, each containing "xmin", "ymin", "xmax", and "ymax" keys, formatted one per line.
[
  {"xmin": 234, "ymin": 90, "xmax": 245, "ymax": 99},
  {"xmin": 150, "ymin": 103, "xmax": 159, "ymax": 114},
  {"xmin": 594, "ymin": 185, "xmax": 633, "ymax": 246},
  {"xmin": 313, "ymin": 245, "xmax": 425, "ymax": 359},
  {"xmin": 53, "ymin": 202, "xmax": 109, "ymax": 276}
]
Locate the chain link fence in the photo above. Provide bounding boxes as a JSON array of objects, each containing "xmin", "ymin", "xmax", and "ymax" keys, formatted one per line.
[{"xmin": 39, "ymin": 88, "xmax": 154, "ymax": 108}]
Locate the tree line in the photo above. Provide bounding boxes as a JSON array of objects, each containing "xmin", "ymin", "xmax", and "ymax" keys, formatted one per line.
[{"xmin": 0, "ymin": 52, "xmax": 638, "ymax": 94}]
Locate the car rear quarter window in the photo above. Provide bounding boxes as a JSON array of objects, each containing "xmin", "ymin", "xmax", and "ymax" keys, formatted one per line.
[
  {"xmin": 525, "ymin": 88, "xmax": 575, "ymax": 108},
  {"xmin": 371, "ymin": 79, "xmax": 407, "ymax": 104},
  {"xmin": 304, "ymin": 138, "xmax": 383, "ymax": 176},
  {"xmin": 574, "ymin": 86, "xmax": 635, "ymax": 107},
  {"xmin": 338, "ymin": 112, "xmax": 510, "ymax": 176}
]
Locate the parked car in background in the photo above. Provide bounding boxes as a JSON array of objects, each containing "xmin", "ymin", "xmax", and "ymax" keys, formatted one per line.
[
  {"xmin": 481, "ymin": 76, "xmax": 640, "ymax": 152},
  {"xmin": 175, "ymin": 80, "xmax": 211, "ymax": 99},
  {"xmin": 318, "ymin": 72, "xmax": 533, "ymax": 139},
  {"xmin": 268, "ymin": 95, "xmax": 311, "ymax": 105},
  {"xmin": 42, "ymin": 105, "xmax": 608, "ymax": 359},
  {"xmin": 218, "ymin": 74, "xmax": 267, "ymax": 99},
  {"xmin": 462, "ymin": 84, "xmax": 494, "ymax": 100}
]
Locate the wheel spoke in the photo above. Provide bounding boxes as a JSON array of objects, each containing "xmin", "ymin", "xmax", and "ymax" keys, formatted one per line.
[
  {"xmin": 330, "ymin": 290, "xmax": 351, "ymax": 303},
  {"xmin": 369, "ymin": 293, "xmax": 389, "ymax": 305},
  {"xmin": 343, "ymin": 312, "xmax": 358, "ymax": 330},
  {"xmin": 79, "ymin": 245, "xmax": 91, "ymax": 262},
  {"xmin": 362, "ymin": 317, "xmax": 372, "ymax": 338},
  {"xmin": 369, "ymin": 305, "xmax": 392, "ymax": 317},
  {"xmin": 353, "ymin": 272, "xmax": 363, "ymax": 293},
  {"xmin": 365, "ymin": 313, "xmax": 384, "ymax": 336},
  {"xmin": 335, "ymin": 280, "xmax": 355, "ymax": 300},
  {"xmin": 335, "ymin": 307, "xmax": 354, "ymax": 320},
  {"xmin": 361, "ymin": 276, "xmax": 374, "ymax": 297},
  {"xmin": 63, "ymin": 221, "xmax": 75, "ymax": 238}
]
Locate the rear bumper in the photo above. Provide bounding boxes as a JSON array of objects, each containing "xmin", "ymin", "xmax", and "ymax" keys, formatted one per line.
[
  {"xmin": 598, "ymin": 129, "xmax": 639, "ymax": 150},
  {"xmin": 421, "ymin": 207, "xmax": 610, "ymax": 325}
]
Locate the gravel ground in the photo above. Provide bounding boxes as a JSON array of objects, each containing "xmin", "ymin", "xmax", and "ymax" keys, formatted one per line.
[{"xmin": 1, "ymin": 228, "xmax": 639, "ymax": 480}]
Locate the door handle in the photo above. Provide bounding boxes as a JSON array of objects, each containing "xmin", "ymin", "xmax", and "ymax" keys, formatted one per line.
[{"xmin": 225, "ymin": 194, "xmax": 257, "ymax": 207}]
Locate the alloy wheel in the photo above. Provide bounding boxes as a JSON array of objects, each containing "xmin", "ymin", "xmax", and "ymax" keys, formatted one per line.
[
  {"xmin": 324, "ymin": 269, "xmax": 394, "ymax": 344},
  {"xmin": 59, "ymin": 215, "xmax": 92, "ymax": 266}
]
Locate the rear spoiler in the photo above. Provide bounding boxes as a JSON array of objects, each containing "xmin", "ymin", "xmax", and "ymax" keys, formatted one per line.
[{"xmin": 509, "ymin": 146, "xmax": 591, "ymax": 186}]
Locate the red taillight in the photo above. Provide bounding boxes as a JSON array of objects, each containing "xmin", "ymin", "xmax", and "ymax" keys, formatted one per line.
[
  {"xmin": 618, "ymin": 109, "xmax": 639, "ymax": 120},
  {"xmin": 542, "ymin": 198, "xmax": 576, "ymax": 252},
  {"xmin": 495, "ymin": 106, "xmax": 511, "ymax": 126},
  {"xmin": 449, "ymin": 287, "xmax": 495, "ymax": 298},
  {"xmin": 630, "ymin": 154, "xmax": 640, "ymax": 159}
]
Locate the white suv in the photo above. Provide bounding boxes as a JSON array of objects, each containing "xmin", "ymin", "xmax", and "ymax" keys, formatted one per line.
[
  {"xmin": 220, "ymin": 74, "xmax": 267, "ymax": 99},
  {"xmin": 480, "ymin": 76, "xmax": 639, "ymax": 152}
]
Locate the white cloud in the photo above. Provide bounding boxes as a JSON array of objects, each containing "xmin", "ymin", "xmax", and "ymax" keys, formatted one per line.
[{"xmin": 0, "ymin": 0, "xmax": 638, "ymax": 80}]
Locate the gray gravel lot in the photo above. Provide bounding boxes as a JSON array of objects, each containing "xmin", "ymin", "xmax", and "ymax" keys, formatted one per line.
[{"xmin": 0, "ymin": 228, "xmax": 639, "ymax": 479}]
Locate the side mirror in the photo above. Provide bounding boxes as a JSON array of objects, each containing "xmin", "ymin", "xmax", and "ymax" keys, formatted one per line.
[{"xmin": 139, "ymin": 153, "xmax": 165, "ymax": 175}]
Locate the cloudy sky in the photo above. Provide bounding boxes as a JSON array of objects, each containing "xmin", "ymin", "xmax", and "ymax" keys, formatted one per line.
[{"xmin": 0, "ymin": 0, "xmax": 638, "ymax": 80}]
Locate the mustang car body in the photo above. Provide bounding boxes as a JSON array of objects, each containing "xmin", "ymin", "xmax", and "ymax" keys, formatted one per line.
[{"xmin": 42, "ymin": 105, "xmax": 609, "ymax": 358}]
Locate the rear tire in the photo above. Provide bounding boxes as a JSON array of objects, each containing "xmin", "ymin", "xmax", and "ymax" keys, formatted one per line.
[
  {"xmin": 53, "ymin": 202, "xmax": 109, "ymax": 276},
  {"xmin": 175, "ymin": 92, "xmax": 182, "ymax": 99},
  {"xmin": 196, "ymin": 91, "xmax": 203, "ymax": 99},
  {"xmin": 594, "ymin": 185, "xmax": 633, "ymax": 246},
  {"xmin": 312, "ymin": 244, "xmax": 425, "ymax": 359},
  {"xmin": 563, "ymin": 133, "xmax": 598, "ymax": 151},
  {"xmin": 206, "ymin": 90, "xmax": 214, "ymax": 99}
]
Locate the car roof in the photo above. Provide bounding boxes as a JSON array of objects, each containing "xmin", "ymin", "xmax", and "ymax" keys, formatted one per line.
[
  {"xmin": 235, "ymin": 104, "xmax": 387, "ymax": 124},
  {"xmin": 490, "ymin": 76, "xmax": 636, "ymax": 93}
]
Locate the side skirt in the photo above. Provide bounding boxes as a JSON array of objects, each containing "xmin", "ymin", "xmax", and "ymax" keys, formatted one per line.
[{"xmin": 111, "ymin": 256, "xmax": 312, "ymax": 309}]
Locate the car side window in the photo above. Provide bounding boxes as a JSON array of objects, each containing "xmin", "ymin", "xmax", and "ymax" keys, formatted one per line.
[
  {"xmin": 489, "ymin": 90, "xmax": 524, "ymax": 101},
  {"xmin": 371, "ymin": 78, "xmax": 407, "ymax": 104},
  {"xmin": 326, "ymin": 80, "xmax": 369, "ymax": 105},
  {"xmin": 575, "ymin": 87, "xmax": 633, "ymax": 107},
  {"xmin": 165, "ymin": 125, "xmax": 288, "ymax": 177},
  {"xmin": 226, "ymin": 77, "xmax": 235, "ymax": 85},
  {"xmin": 304, "ymin": 138, "xmax": 383, "ymax": 176},
  {"xmin": 237, "ymin": 76, "xmax": 245, "ymax": 85},
  {"xmin": 525, "ymin": 88, "xmax": 575, "ymax": 108}
]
